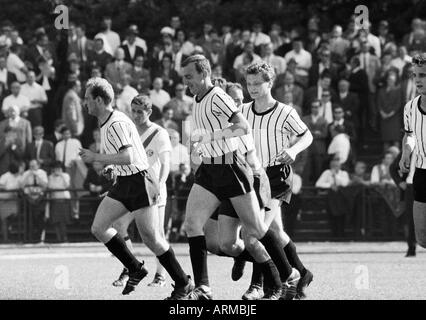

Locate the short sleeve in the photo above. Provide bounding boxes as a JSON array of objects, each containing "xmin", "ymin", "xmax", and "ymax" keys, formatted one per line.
[
  {"xmin": 212, "ymin": 91, "xmax": 239, "ymax": 121},
  {"xmin": 109, "ymin": 122, "xmax": 132, "ymax": 151},
  {"xmin": 156, "ymin": 129, "xmax": 172, "ymax": 155},
  {"xmin": 403, "ymin": 100, "xmax": 414, "ymax": 133},
  {"xmin": 283, "ymin": 107, "xmax": 308, "ymax": 136}
]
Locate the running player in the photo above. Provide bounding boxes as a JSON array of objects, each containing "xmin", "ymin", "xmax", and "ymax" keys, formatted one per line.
[
  {"xmin": 181, "ymin": 54, "xmax": 297, "ymax": 300},
  {"xmin": 111, "ymin": 94, "xmax": 172, "ymax": 288},
  {"xmin": 237, "ymin": 62, "xmax": 313, "ymax": 299},
  {"xmin": 79, "ymin": 78, "xmax": 193, "ymax": 299},
  {"xmin": 400, "ymin": 53, "xmax": 426, "ymax": 249}
]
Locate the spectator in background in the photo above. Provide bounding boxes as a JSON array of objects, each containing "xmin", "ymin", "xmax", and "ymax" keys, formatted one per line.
[
  {"xmin": 2, "ymin": 81, "xmax": 30, "ymax": 116},
  {"xmin": 261, "ymin": 42, "xmax": 287, "ymax": 76},
  {"xmin": 163, "ymin": 83, "xmax": 192, "ymax": 134},
  {"xmin": 20, "ymin": 71, "xmax": 47, "ymax": 127},
  {"xmin": 336, "ymin": 79, "xmax": 360, "ymax": 135},
  {"xmin": 0, "ymin": 105, "xmax": 32, "ymax": 151},
  {"xmin": 88, "ymin": 128, "xmax": 101, "ymax": 153},
  {"xmin": 67, "ymin": 24, "xmax": 92, "ymax": 69},
  {"xmin": 121, "ymin": 25, "xmax": 146, "ymax": 65},
  {"xmin": 26, "ymin": 126, "xmax": 55, "ymax": 173},
  {"xmin": 150, "ymin": 77, "xmax": 171, "ymax": 111},
  {"xmin": 327, "ymin": 104, "xmax": 356, "ymax": 168},
  {"xmin": 87, "ymin": 37, "xmax": 113, "ymax": 75},
  {"xmin": 20, "ymin": 158, "xmax": 48, "ymax": 243},
  {"xmin": 308, "ymin": 47, "xmax": 340, "ymax": 88},
  {"xmin": 350, "ymin": 160, "xmax": 370, "ymax": 186},
  {"xmin": 95, "ymin": 16, "xmax": 121, "ymax": 56},
  {"xmin": 284, "ymin": 37, "xmax": 312, "ymax": 88},
  {"xmin": 400, "ymin": 63, "xmax": 417, "ymax": 104},
  {"xmin": 402, "ymin": 18, "xmax": 426, "ymax": 52},
  {"xmin": 115, "ymin": 73, "xmax": 138, "ymax": 118},
  {"xmin": 105, "ymin": 47, "xmax": 133, "ymax": 93},
  {"xmin": 130, "ymin": 55, "xmax": 151, "ymax": 93},
  {"xmin": 0, "ymin": 126, "xmax": 24, "ymax": 176},
  {"xmin": 390, "ymin": 45, "xmax": 412, "ymax": 77},
  {"xmin": 54, "ymin": 126, "xmax": 82, "ymax": 175},
  {"xmin": 250, "ymin": 21, "xmax": 271, "ymax": 53},
  {"xmin": 348, "ymin": 56, "xmax": 369, "ymax": 134},
  {"xmin": 206, "ymin": 38, "xmax": 226, "ymax": 72},
  {"xmin": 315, "ymin": 154, "xmax": 350, "ymax": 238},
  {"xmin": 45, "ymin": 119, "xmax": 65, "ymax": 146},
  {"xmin": 358, "ymin": 38, "xmax": 381, "ymax": 131},
  {"xmin": 370, "ymin": 151, "xmax": 396, "ymax": 185},
  {"xmin": 153, "ymin": 53, "xmax": 181, "ymax": 95},
  {"xmin": 25, "ymin": 32, "xmax": 56, "ymax": 73},
  {"xmin": 328, "ymin": 25, "xmax": 350, "ymax": 62},
  {"xmin": 62, "ymin": 79, "xmax": 84, "ymax": 138},
  {"xmin": 233, "ymin": 41, "xmax": 262, "ymax": 77},
  {"xmin": 0, "ymin": 82, "xmax": 6, "ymax": 120},
  {"xmin": 168, "ymin": 128, "xmax": 189, "ymax": 174},
  {"xmin": 274, "ymin": 71, "xmax": 304, "ymax": 110},
  {"xmin": 0, "ymin": 161, "xmax": 22, "ymax": 243},
  {"xmin": 302, "ymin": 99, "xmax": 329, "ymax": 185},
  {"xmin": 46, "ymin": 161, "xmax": 71, "ymax": 243},
  {"xmin": 6, "ymin": 44, "xmax": 28, "ymax": 84},
  {"xmin": 155, "ymin": 106, "xmax": 179, "ymax": 132},
  {"xmin": 318, "ymin": 90, "xmax": 334, "ymax": 124},
  {"xmin": 176, "ymin": 29, "xmax": 195, "ymax": 58},
  {"xmin": 377, "ymin": 71, "xmax": 402, "ymax": 151},
  {"xmin": 304, "ymin": 70, "xmax": 336, "ymax": 116},
  {"xmin": 0, "ymin": 55, "xmax": 17, "ymax": 91}
]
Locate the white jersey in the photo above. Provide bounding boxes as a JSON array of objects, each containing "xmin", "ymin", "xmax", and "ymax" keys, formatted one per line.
[
  {"xmin": 403, "ymin": 95, "xmax": 426, "ymax": 169},
  {"xmin": 140, "ymin": 123, "xmax": 172, "ymax": 179},
  {"xmin": 241, "ymin": 101, "xmax": 308, "ymax": 168},
  {"xmin": 100, "ymin": 110, "xmax": 149, "ymax": 176},
  {"xmin": 191, "ymin": 86, "xmax": 239, "ymax": 158}
]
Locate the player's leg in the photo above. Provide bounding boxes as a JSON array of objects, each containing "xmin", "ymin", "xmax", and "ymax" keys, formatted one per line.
[
  {"xmin": 148, "ymin": 204, "xmax": 168, "ymax": 287},
  {"xmin": 134, "ymin": 204, "xmax": 193, "ymax": 299},
  {"xmin": 183, "ymin": 183, "xmax": 220, "ymax": 299},
  {"xmin": 91, "ymin": 196, "xmax": 145, "ymax": 288},
  {"xmin": 204, "ymin": 212, "xmax": 221, "ymax": 255},
  {"xmin": 111, "ymin": 212, "xmax": 136, "ymax": 287},
  {"xmin": 271, "ymin": 203, "xmax": 313, "ymax": 299},
  {"xmin": 413, "ymin": 201, "xmax": 426, "ymax": 248}
]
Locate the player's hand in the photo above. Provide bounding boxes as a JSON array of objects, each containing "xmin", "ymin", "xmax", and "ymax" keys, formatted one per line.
[
  {"xmin": 399, "ymin": 181, "xmax": 407, "ymax": 190},
  {"xmin": 399, "ymin": 152, "xmax": 411, "ymax": 174},
  {"xmin": 102, "ymin": 165, "xmax": 116, "ymax": 181},
  {"xmin": 276, "ymin": 149, "xmax": 296, "ymax": 165},
  {"xmin": 79, "ymin": 148, "xmax": 97, "ymax": 163}
]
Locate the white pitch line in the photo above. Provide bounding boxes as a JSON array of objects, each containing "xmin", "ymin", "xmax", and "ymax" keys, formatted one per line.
[{"xmin": 0, "ymin": 253, "xmax": 111, "ymax": 260}]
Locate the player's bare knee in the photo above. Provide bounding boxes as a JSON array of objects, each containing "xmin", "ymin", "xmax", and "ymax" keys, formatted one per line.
[
  {"xmin": 219, "ymin": 241, "xmax": 235, "ymax": 256},
  {"xmin": 183, "ymin": 219, "xmax": 203, "ymax": 236}
]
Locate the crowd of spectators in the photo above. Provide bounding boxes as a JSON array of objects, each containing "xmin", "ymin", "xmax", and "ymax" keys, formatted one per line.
[{"xmin": 0, "ymin": 10, "xmax": 425, "ymax": 242}]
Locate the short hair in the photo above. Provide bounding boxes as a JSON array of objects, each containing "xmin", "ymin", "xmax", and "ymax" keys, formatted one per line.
[
  {"xmin": 131, "ymin": 94, "xmax": 152, "ymax": 110},
  {"xmin": 212, "ymin": 77, "xmax": 227, "ymax": 90},
  {"xmin": 51, "ymin": 160, "xmax": 64, "ymax": 170},
  {"xmin": 225, "ymin": 82, "xmax": 243, "ymax": 95},
  {"xmin": 163, "ymin": 105, "xmax": 173, "ymax": 113},
  {"xmin": 86, "ymin": 77, "xmax": 114, "ymax": 105},
  {"xmin": 54, "ymin": 119, "xmax": 65, "ymax": 129},
  {"xmin": 181, "ymin": 54, "xmax": 211, "ymax": 75},
  {"xmin": 412, "ymin": 53, "xmax": 426, "ymax": 67},
  {"xmin": 245, "ymin": 61, "xmax": 276, "ymax": 83}
]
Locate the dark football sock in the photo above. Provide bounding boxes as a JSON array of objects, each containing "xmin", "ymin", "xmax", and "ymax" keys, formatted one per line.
[
  {"xmin": 188, "ymin": 236, "xmax": 209, "ymax": 287},
  {"xmin": 260, "ymin": 259, "xmax": 281, "ymax": 290},
  {"xmin": 259, "ymin": 229, "xmax": 292, "ymax": 281},
  {"xmin": 157, "ymin": 247, "xmax": 188, "ymax": 287},
  {"xmin": 250, "ymin": 262, "xmax": 264, "ymax": 287},
  {"xmin": 105, "ymin": 234, "xmax": 141, "ymax": 273},
  {"xmin": 284, "ymin": 241, "xmax": 307, "ymax": 277}
]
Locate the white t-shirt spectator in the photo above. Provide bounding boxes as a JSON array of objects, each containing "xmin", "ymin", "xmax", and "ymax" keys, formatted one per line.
[
  {"xmin": 315, "ymin": 169, "xmax": 350, "ymax": 188},
  {"xmin": 55, "ymin": 138, "xmax": 82, "ymax": 168},
  {"xmin": 95, "ymin": 31, "xmax": 121, "ymax": 56},
  {"xmin": 2, "ymin": 94, "xmax": 31, "ymax": 113},
  {"xmin": 0, "ymin": 172, "xmax": 22, "ymax": 198},
  {"xmin": 170, "ymin": 143, "xmax": 190, "ymax": 172},
  {"xmin": 20, "ymin": 82, "xmax": 48, "ymax": 110},
  {"xmin": 250, "ymin": 32, "xmax": 271, "ymax": 47},
  {"xmin": 262, "ymin": 54, "xmax": 287, "ymax": 75},
  {"xmin": 21, "ymin": 169, "xmax": 48, "ymax": 187},
  {"xmin": 285, "ymin": 49, "xmax": 312, "ymax": 77},
  {"xmin": 7, "ymin": 53, "xmax": 26, "ymax": 83},
  {"xmin": 370, "ymin": 164, "xmax": 395, "ymax": 185},
  {"xmin": 149, "ymin": 89, "xmax": 171, "ymax": 111}
]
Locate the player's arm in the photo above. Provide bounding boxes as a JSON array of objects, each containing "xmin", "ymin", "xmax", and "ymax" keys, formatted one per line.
[
  {"xmin": 79, "ymin": 146, "xmax": 134, "ymax": 165},
  {"xmin": 280, "ymin": 129, "xmax": 313, "ymax": 163},
  {"xmin": 399, "ymin": 132, "xmax": 416, "ymax": 173},
  {"xmin": 158, "ymin": 151, "xmax": 171, "ymax": 185}
]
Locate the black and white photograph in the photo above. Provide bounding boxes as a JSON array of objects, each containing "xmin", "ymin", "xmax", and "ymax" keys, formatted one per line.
[{"xmin": 0, "ymin": 0, "xmax": 426, "ymax": 310}]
